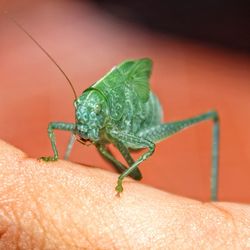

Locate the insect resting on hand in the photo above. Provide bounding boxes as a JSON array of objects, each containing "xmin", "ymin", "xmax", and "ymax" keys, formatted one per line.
[{"xmin": 11, "ymin": 17, "xmax": 219, "ymax": 200}]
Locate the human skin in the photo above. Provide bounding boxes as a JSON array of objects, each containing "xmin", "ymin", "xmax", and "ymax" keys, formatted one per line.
[{"xmin": 0, "ymin": 140, "xmax": 249, "ymax": 249}]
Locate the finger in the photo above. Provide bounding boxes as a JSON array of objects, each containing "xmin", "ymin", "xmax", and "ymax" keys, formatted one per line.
[{"xmin": 0, "ymin": 139, "xmax": 249, "ymax": 249}]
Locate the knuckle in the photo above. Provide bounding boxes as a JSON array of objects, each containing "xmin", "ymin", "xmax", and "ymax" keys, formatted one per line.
[{"xmin": 0, "ymin": 199, "xmax": 46, "ymax": 249}]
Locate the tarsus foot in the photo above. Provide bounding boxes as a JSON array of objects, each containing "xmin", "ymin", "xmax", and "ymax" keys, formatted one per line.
[
  {"xmin": 39, "ymin": 156, "xmax": 58, "ymax": 162},
  {"xmin": 115, "ymin": 179, "xmax": 123, "ymax": 193}
]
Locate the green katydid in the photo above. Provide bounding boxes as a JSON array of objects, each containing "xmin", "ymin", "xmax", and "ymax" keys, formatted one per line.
[{"xmin": 11, "ymin": 17, "xmax": 219, "ymax": 200}]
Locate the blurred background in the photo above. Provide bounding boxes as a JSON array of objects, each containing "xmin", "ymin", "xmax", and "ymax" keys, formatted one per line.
[{"xmin": 0, "ymin": 0, "xmax": 249, "ymax": 202}]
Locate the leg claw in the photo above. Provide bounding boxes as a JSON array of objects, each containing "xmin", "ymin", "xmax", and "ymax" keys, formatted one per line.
[
  {"xmin": 39, "ymin": 156, "xmax": 57, "ymax": 162},
  {"xmin": 115, "ymin": 179, "xmax": 123, "ymax": 193}
]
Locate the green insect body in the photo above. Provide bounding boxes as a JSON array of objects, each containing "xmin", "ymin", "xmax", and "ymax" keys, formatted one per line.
[
  {"xmin": 41, "ymin": 58, "xmax": 219, "ymax": 200},
  {"xmin": 9, "ymin": 14, "xmax": 219, "ymax": 200}
]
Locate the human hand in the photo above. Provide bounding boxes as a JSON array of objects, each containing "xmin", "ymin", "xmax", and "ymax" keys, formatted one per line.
[{"xmin": 0, "ymin": 139, "xmax": 249, "ymax": 249}]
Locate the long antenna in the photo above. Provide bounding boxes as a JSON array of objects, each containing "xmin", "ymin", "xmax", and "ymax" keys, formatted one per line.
[{"xmin": 4, "ymin": 12, "xmax": 78, "ymax": 100}]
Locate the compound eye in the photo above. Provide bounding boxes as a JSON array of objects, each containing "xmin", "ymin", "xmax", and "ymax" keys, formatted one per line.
[{"xmin": 94, "ymin": 104, "xmax": 101, "ymax": 114}]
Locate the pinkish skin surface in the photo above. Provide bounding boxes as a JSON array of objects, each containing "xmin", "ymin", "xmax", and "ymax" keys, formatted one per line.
[{"xmin": 0, "ymin": 139, "xmax": 249, "ymax": 249}]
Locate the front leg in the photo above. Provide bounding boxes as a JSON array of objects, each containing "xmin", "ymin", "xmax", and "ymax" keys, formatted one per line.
[
  {"xmin": 64, "ymin": 133, "xmax": 76, "ymax": 160},
  {"xmin": 112, "ymin": 139, "xmax": 142, "ymax": 180},
  {"xmin": 108, "ymin": 130, "xmax": 155, "ymax": 193},
  {"xmin": 96, "ymin": 143, "xmax": 142, "ymax": 180},
  {"xmin": 40, "ymin": 122, "xmax": 75, "ymax": 161}
]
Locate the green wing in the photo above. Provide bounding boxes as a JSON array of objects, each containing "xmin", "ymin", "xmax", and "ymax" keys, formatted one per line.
[
  {"xmin": 118, "ymin": 58, "xmax": 152, "ymax": 102},
  {"xmin": 92, "ymin": 58, "xmax": 152, "ymax": 120}
]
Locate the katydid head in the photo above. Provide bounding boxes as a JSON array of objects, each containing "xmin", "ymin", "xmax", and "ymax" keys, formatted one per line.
[{"xmin": 74, "ymin": 89, "xmax": 108, "ymax": 141}]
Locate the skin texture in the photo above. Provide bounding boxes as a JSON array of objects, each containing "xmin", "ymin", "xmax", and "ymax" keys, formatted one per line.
[{"xmin": 0, "ymin": 140, "xmax": 249, "ymax": 249}]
